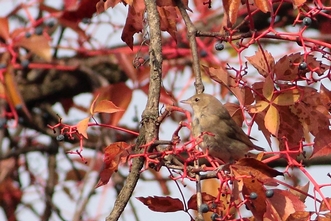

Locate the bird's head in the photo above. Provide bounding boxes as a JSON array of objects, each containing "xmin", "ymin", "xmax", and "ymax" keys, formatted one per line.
[{"xmin": 181, "ymin": 93, "xmax": 214, "ymax": 113}]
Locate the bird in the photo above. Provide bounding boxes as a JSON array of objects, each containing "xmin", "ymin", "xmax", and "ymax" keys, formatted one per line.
[{"xmin": 181, "ymin": 93, "xmax": 264, "ymax": 163}]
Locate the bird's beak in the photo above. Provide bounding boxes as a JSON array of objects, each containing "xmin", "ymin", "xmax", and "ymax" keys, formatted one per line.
[{"xmin": 180, "ymin": 99, "xmax": 190, "ymax": 104}]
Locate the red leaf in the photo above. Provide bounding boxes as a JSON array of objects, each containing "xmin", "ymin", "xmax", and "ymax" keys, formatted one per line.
[
  {"xmin": 187, "ymin": 192, "xmax": 216, "ymax": 210},
  {"xmin": 311, "ymin": 129, "xmax": 331, "ymax": 158},
  {"xmin": 203, "ymin": 65, "xmax": 253, "ymax": 105},
  {"xmin": 140, "ymin": 83, "xmax": 176, "ymax": 105},
  {"xmin": 136, "ymin": 196, "xmax": 184, "ymax": 212},
  {"xmin": 121, "ymin": 0, "xmax": 145, "ymax": 48},
  {"xmin": 95, "ymin": 142, "xmax": 130, "ymax": 188},
  {"xmin": 158, "ymin": 6, "xmax": 177, "ymax": 41},
  {"xmin": 60, "ymin": 97, "xmax": 75, "ymax": 115}
]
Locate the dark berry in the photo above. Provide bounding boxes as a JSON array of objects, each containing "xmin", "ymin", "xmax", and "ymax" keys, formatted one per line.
[
  {"xmin": 132, "ymin": 116, "xmax": 139, "ymax": 122},
  {"xmin": 215, "ymin": 42, "xmax": 224, "ymax": 51},
  {"xmin": 0, "ymin": 64, "xmax": 6, "ymax": 69},
  {"xmin": 200, "ymin": 50, "xmax": 208, "ymax": 57},
  {"xmin": 299, "ymin": 62, "xmax": 307, "ymax": 70},
  {"xmin": 15, "ymin": 104, "xmax": 23, "ymax": 110},
  {"xmin": 21, "ymin": 60, "xmax": 30, "ymax": 69},
  {"xmin": 210, "ymin": 202, "xmax": 217, "ymax": 209},
  {"xmin": 46, "ymin": 20, "xmax": 55, "ymax": 28},
  {"xmin": 25, "ymin": 32, "xmax": 31, "ymax": 38},
  {"xmin": 0, "ymin": 118, "xmax": 6, "ymax": 128},
  {"xmin": 82, "ymin": 18, "xmax": 91, "ymax": 24},
  {"xmin": 56, "ymin": 134, "xmax": 65, "ymax": 141},
  {"xmin": 211, "ymin": 213, "xmax": 219, "ymax": 221},
  {"xmin": 302, "ymin": 17, "xmax": 312, "ymax": 26},
  {"xmin": 34, "ymin": 26, "xmax": 43, "ymax": 35},
  {"xmin": 265, "ymin": 189, "xmax": 274, "ymax": 198},
  {"xmin": 199, "ymin": 203, "xmax": 209, "ymax": 213},
  {"xmin": 249, "ymin": 192, "xmax": 258, "ymax": 200}
]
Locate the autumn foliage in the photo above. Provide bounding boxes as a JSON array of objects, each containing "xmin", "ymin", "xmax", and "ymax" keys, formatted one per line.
[{"xmin": 1, "ymin": 0, "xmax": 331, "ymax": 221}]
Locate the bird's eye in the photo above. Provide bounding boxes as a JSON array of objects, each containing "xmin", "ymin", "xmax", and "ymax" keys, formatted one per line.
[{"xmin": 194, "ymin": 97, "xmax": 200, "ymax": 102}]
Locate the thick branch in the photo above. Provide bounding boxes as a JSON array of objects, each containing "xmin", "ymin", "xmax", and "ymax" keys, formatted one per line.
[{"xmin": 105, "ymin": 0, "xmax": 163, "ymax": 220}]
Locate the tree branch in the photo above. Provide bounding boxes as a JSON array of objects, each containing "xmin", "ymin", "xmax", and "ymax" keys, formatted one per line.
[
  {"xmin": 105, "ymin": 0, "xmax": 163, "ymax": 219},
  {"xmin": 176, "ymin": 0, "xmax": 204, "ymax": 94}
]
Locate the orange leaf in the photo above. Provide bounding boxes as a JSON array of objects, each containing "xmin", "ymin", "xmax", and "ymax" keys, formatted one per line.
[
  {"xmin": 14, "ymin": 35, "xmax": 51, "ymax": 61},
  {"xmin": 76, "ymin": 117, "xmax": 90, "ymax": 138},
  {"xmin": 222, "ymin": 0, "xmax": 241, "ymax": 26},
  {"xmin": 246, "ymin": 48, "xmax": 274, "ymax": 77},
  {"xmin": 92, "ymin": 84, "xmax": 132, "ymax": 125},
  {"xmin": 265, "ymin": 105, "xmax": 279, "ymax": 136},
  {"xmin": 254, "ymin": 0, "xmax": 272, "ymax": 13},
  {"xmin": 289, "ymin": 182, "xmax": 309, "ymax": 202},
  {"xmin": 286, "ymin": 211, "xmax": 311, "ymax": 221},
  {"xmin": 137, "ymin": 196, "xmax": 184, "ymax": 212},
  {"xmin": 4, "ymin": 65, "xmax": 31, "ymax": 119},
  {"xmin": 292, "ymin": 0, "xmax": 306, "ymax": 7},
  {"xmin": 93, "ymin": 100, "xmax": 124, "ymax": 114},
  {"xmin": 266, "ymin": 189, "xmax": 306, "ymax": 220},
  {"xmin": 0, "ymin": 17, "xmax": 10, "ymax": 42},
  {"xmin": 96, "ymin": 0, "xmax": 122, "ymax": 14},
  {"xmin": 140, "ymin": 83, "xmax": 175, "ymax": 105},
  {"xmin": 89, "ymin": 94, "xmax": 99, "ymax": 115},
  {"xmin": 319, "ymin": 197, "xmax": 331, "ymax": 212}
]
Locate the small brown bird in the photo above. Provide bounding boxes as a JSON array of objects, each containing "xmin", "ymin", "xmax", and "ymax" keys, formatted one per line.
[{"xmin": 181, "ymin": 93, "xmax": 264, "ymax": 163}]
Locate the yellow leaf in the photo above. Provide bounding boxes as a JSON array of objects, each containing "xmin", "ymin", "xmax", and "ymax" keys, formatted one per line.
[
  {"xmin": 77, "ymin": 117, "xmax": 90, "ymax": 139},
  {"xmin": 273, "ymin": 89, "xmax": 300, "ymax": 106},
  {"xmin": 263, "ymin": 75, "xmax": 274, "ymax": 101},
  {"xmin": 265, "ymin": 105, "xmax": 279, "ymax": 136},
  {"xmin": 249, "ymin": 100, "xmax": 269, "ymax": 113}
]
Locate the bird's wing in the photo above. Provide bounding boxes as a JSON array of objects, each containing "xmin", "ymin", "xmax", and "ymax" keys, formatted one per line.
[{"xmin": 223, "ymin": 116, "xmax": 264, "ymax": 151}]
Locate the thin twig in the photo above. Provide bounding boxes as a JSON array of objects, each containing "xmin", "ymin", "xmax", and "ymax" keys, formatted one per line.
[{"xmin": 176, "ymin": 0, "xmax": 204, "ymax": 94}]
